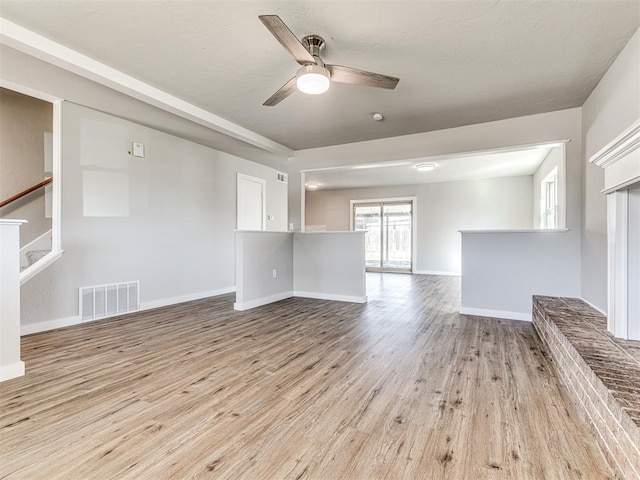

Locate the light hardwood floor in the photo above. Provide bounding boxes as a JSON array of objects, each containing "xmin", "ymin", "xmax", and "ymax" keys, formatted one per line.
[{"xmin": 1, "ymin": 274, "xmax": 613, "ymax": 479}]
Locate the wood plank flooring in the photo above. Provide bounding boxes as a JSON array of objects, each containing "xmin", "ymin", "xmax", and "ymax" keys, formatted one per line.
[{"xmin": 1, "ymin": 274, "xmax": 614, "ymax": 479}]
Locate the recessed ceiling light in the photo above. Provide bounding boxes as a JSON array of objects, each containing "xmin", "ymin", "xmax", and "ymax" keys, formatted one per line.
[
  {"xmin": 372, "ymin": 113, "xmax": 384, "ymax": 121},
  {"xmin": 415, "ymin": 163, "xmax": 437, "ymax": 172},
  {"xmin": 305, "ymin": 182, "xmax": 320, "ymax": 189}
]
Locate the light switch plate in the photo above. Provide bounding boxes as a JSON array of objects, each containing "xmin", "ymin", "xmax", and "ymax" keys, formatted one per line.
[{"xmin": 132, "ymin": 142, "xmax": 145, "ymax": 158}]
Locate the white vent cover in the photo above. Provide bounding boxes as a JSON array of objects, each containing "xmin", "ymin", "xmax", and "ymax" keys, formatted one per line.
[
  {"xmin": 276, "ymin": 172, "xmax": 288, "ymax": 183},
  {"xmin": 80, "ymin": 281, "xmax": 139, "ymax": 322}
]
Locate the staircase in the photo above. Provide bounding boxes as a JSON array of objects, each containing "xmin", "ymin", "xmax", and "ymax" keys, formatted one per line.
[
  {"xmin": 19, "ymin": 229, "xmax": 53, "ymax": 275},
  {"xmin": 22, "ymin": 250, "xmax": 50, "ymax": 271}
]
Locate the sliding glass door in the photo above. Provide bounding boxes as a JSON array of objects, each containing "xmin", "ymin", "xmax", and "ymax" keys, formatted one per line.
[{"xmin": 353, "ymin": 201, "xmax": 412, "ymax": 272}]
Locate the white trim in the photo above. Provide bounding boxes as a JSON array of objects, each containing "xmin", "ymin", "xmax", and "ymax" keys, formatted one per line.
[
  {"xmin": 589, "ymin": 118, "xmax": 640, "ymax": 168},
  {"xmin": 294, "ymin": 291, "xmax": 367, "ymax": 304},
  {"xmin": 300, "ymin": 172, "xmax": 306, "ymax": 232},
  {"xmin": 0, "ymin": 219, "xmax": 27, "ymax": 226},
  {"xmin": 608, "ymin": 191, "xmax": 630, "ymax": 339},
  {"xmin": 0, "ymin": 18, "xmax": 292, "ymax": 157},
  {"xmin": 233, "ymin": 291, "xmax": 293, "ymax": 311},
  {"xmin": 234, "ymin": 229, "xmax": 292, "ymax": 234},
  {"xmin": 20, "ymin": 229, "xmax": 52, "ymax": 255},
  {"xmin": 459, "ymin": 307, "xmax": 531, "ymax": 322},
  {"xmin": 297, "ymin": 230, "xmax": 365, "ymax": 235},
  {"xmin": 0, "ymin": 361, "xmax": 25, "ymax": 382},
  {"xmin": 413, "ymin": 270, "xmax": 460, "ymax": 277},
  {"xmin": 21, "ymin": 314, "xmax": 85, "ymax": 336},
  {"xmin": 21, "ymin": 287, "xmax": 236, "ymax": 335},
  {"xmin": 458, "ymin": 228, "xmax": 569, "ymax": 234},
  {"xmin": 2, "ymin": 81, "xmax": 64, "ymax": 270},
  {"xmin": 20, "ymin": 249, "xmax": 63, "ymax": 285},
  {"xmin": 51, "ymin": 100, "xmax": 62, "ymax": 253},
  {"xmin": 602, "ymin": 175, "xmax": 640, "ymax": 195},
  {"xmin": 0, "ymin": 78, "xmax": 62, "ymax": 103}
]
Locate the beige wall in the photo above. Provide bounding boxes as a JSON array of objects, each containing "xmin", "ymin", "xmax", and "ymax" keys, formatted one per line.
[
  {"xmin": 305, "ymin": 175, "xmax": 533, "ymax": 274},
  {"xmin": 0, "ymin": 88, "xmax": 52, "ymax": 246}
]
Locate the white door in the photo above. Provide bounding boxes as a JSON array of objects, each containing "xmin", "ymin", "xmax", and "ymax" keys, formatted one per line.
[{"xmin": 237, "ymin": 173, "xmax": 266, "ymax": 230}]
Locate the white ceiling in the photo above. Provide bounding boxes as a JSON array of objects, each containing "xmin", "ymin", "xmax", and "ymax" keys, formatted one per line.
[
  {"xmin": 304, "ymin": 144, "xmax": 555, "ymax": 190},
  {"xmin": 0, "ymin": 1, "xmax": 638, "ymax": 152}
]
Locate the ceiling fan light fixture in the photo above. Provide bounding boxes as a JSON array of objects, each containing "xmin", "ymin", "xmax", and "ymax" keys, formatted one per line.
[
  {"xmin": 296, "ymin": 65, "xmax": 331, "ymax": 95},
  {"xmin": 415, "ymin": 163, "xmax": 437, "ymax": 172}
]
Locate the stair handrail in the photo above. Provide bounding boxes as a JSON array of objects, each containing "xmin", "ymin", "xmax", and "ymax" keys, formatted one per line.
[{"xmin": 0, "ymin": 177, "xmax": 53, "ymax": 209}]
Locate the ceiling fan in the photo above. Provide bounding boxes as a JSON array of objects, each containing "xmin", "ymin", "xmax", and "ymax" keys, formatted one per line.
[{"xmin": 259, "ymin": 15, "xmax": 400, "ymax": 106}]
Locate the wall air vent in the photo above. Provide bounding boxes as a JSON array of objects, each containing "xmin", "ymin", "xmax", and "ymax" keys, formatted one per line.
[
  {"xmin": 276, "ymin": 172, "xmax": 288, "ymax": 183},
  {"xmin": 79, "ymin": 281, "xmax": 139, "ymax": 322}
]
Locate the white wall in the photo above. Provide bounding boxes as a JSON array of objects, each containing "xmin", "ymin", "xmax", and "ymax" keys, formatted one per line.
[
  {"xmin": 305, "ymin": 176, "xmax": 533, "ymax": 274},
  {"xmin": 582, "ymin": 28, "xmax": 640, "ymax": 312},
  {"xmin": 293, "ymin": 108, "xmax": 583, "ymax": 318},
  {"xmin": 233, "ymin": 231, "xmax": 366, "ymax": 309},
  {"xmin": 234, "ymin": 231, "xmax": 293, "ymax": 311},
  {"xmin": 291, "ymin": 109, "xmax": 583, "ymax": 238},
  {"xmin": 294, "ymin": 232, "xmax": 366, "ymax": 302},
  {"xmin": 20, "ymin": 102, "xmax": 288, "ymax": 332},
  {"xmin": 532, "ymin": 145, "xmax": 565, "ymax": 228},
  {"xmin": 461, "ymin": 230, "xmax": 579, "ymax": 320},
  {"xmin": 1, "ymin": 45, "xmax": 287, "ymax": 170}
]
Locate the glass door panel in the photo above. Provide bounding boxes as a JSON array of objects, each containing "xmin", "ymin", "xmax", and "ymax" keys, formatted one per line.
[
  {"xmin": 354, "ymin": 201, "xmax": 412, "ymax": 273},
  {"xmin": 354, "ymin": 204, "xmax": 382, "ymax": 269},
  {"xmin": 382, "ymin": 203, "xmax": 412, "ymax": 271}
]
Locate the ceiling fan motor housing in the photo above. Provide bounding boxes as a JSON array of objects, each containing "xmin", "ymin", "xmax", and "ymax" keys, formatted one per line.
[{"xmin": 301, "ymin": 35, "xmax": 326, "ymax": 61}]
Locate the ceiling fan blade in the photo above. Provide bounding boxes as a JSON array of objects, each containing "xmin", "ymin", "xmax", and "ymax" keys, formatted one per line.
[
  {"xmin": 259, "ymin": 15, "xmax": 316, "ymax": 65},
  {"xmin": 263, "ymin": 77, "xmax": 297, "ymax": 106},
  {"xmin": 326, "ymin": 65, "xmax": 399, "ymax": 90}
]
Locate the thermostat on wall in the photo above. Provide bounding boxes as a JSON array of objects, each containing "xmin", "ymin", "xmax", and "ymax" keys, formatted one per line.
[{"xmin": 132, "ymin": 142, "xmax": 145, "ymax": 158}]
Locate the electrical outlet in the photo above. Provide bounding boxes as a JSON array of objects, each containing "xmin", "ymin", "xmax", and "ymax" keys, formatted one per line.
[{"xmin": 272, "ymin": 269, "xmax": 277, "ymax": 278}]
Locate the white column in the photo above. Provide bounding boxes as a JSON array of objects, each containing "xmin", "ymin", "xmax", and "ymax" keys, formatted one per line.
[
  {"xmin": 0, "ymin": 219, "xmax": 27, "ymax": 381},
  {"xmin": 628, "ymin": 188, "xmax": 640, "ymax": 340},
  {"xmin": 607, "ymin": 189, "xmax": 640, "ymax": 341}
]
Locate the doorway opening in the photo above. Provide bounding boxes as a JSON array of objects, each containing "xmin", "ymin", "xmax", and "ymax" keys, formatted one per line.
[
  {"xmin": 0, "ymin": 81, "xmax": 63, "ymax": 284},
  {"xmin": 351, "ymin": 199, "xmax": 414, "ymax": 273}
]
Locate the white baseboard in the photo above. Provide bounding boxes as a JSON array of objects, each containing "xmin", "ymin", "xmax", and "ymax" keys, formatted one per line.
[
  {"xmin": 579, "ymin": 297, "xmax": 607, "ymax": 316},
  {"xmin": 234, "ymin": 291, "xmax": 293, "ymax": 311},
  {"xmin": 459, "ymin": 307, "xmax": 531, "ymax": 322},
  {"xmin": 413, "ymin": 270, "xmax": 461, "ymax": 277},
  {"xmin": 22, "ymin": 314, "xmax": 85, "ymax": 335},
  {"xmin": 140, "ymin": 286, "xmax": 235, "ymax": 312},
  {"xmin": 294, "ymin": 291, "xmax": 368, "ymax": 304},
  {"xmin": 0, "ymin": 361, "xmax": 25, "ymax": 382},
  {"xmin": 21, "ymin": 286, "xmax": 236, "ymax": 335}
]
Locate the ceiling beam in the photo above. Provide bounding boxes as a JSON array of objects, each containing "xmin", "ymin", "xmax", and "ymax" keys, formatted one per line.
[{"xmin": 0, "ymin": 17, "xmax": 293, "ymax": 157}]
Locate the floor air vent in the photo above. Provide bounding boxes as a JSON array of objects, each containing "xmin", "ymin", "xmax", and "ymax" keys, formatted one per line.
[{"xmin": 80, "ymin": 281, "xmax": 139, "ymax": 322}]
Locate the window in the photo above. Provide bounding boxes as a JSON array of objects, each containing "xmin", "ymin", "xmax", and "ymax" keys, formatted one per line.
[{"xmin": 540, "ymin": 167, "xmax": 558, "ymax": 228}]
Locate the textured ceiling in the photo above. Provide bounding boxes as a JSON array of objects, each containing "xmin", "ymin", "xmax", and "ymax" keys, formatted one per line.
[{"xmin": 1, "ymin": 1, "xmax": 638, "ymax": 151}]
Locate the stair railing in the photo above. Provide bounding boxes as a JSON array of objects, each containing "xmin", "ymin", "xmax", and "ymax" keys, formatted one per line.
[{"xmin": 0, "ymin": 177, "xmax": 53, "ymax": 208}]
